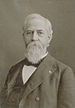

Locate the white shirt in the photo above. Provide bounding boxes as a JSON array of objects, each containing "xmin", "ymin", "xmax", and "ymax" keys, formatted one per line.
[{"xmin": 22, "ymin": 52, "xmax": 48, "ymax": 84}]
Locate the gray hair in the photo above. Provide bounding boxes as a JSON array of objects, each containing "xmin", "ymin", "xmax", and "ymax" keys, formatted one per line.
[{"xmin": 23, "ymin": 13, "xmax": 53, "ymax": 36}]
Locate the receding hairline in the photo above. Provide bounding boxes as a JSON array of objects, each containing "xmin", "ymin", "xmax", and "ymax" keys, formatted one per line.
[{"xmin": 23, "ymin": 13, "xmax": 53, "ymax": 35}]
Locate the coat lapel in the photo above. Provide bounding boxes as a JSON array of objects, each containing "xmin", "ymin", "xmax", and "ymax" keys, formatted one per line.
[{"xmin": 20, "ymin": 54, "xmax": 54, "ymax": 101}]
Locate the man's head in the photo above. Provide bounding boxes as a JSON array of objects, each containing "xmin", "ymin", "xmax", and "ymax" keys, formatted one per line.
[{"xmin": 23, "ymin": 13, "xmax": 53, "ymax": 64}]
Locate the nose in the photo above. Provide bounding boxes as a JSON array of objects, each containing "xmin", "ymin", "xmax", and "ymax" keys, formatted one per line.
[{"xmin": 32, "ymin": 31, "xmax": 38, "ymax": 41}]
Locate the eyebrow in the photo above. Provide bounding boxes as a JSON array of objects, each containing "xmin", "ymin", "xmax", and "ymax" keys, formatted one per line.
[
  {"xmin": 25, "ymin": 29, "xmax": 44, "ymax": 32},
  {"xmin": 37, "ymin": 30, "xmax": 44, "ymax": 32}
]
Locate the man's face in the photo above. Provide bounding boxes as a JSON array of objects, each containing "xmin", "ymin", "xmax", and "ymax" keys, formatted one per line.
[{"xmin": 23, "ymin": 18, "xmax": 51, "ymax": 64}]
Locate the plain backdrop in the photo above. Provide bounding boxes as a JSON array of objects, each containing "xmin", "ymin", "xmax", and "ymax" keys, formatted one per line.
[{"xmin": 0, "ymin": 0, "xmax": 75, "ymax": 91}]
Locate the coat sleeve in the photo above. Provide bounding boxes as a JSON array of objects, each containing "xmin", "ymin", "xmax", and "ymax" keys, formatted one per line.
[
  {"xmin": 0, "ymin": 66, "xmax": 15, "ymax": 108},
  {"xmin": 57, "ymin": 67, "xmax": 75, "ymax": 108},
  {"xmin": 0, "ymin": 84, "xmax": 8, "ymax": 108}
]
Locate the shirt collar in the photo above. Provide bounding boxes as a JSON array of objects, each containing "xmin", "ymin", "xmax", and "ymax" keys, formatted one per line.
[{"xmin": 41, "ymin": 52, "xmax": 48, "ymax": 59}]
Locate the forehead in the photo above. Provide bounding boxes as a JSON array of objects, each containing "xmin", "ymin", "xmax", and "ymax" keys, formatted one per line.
[{"xmin": 25, "ymin": 18, "xmax": 47, "ymax": 31}]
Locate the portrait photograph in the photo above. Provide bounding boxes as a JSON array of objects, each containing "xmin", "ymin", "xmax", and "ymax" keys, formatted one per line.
[{"xmin": 0, "ymin": 0, "xmax": 75, "ymax": 108}]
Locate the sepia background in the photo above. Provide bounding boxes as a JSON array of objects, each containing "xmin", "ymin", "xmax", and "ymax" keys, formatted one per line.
[{"xmin": 0, "ymin": 0, "xmax": 75, "ymax": 91}]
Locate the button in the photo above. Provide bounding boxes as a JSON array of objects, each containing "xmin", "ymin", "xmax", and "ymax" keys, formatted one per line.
[
  {"xmin": 49, "ymin": 70, "xmax": 52, "ymax": 74},
  {"xmin": 35, "ymin": 97, "xmax": 40, "ymax": 101}
]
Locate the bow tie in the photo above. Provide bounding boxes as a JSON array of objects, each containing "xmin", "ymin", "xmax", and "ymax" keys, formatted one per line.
[{"xmin": 25, "ymin": 58, "xmax": 41, "ymax": 67}]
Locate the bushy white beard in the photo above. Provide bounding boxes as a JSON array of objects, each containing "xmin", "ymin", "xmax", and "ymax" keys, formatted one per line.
[{"xmin": 25, "ymin": 41, "xmax": 46, "ymax": 64}]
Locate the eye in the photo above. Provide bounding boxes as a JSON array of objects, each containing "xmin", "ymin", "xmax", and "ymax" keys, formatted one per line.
[
  {"xmin": 39, "ymin": 32, "xmax": 43, "ymax": 34},
  {"xmin": 26, "ymin": 31, "xmax": 32, "ymax": 35},
  {"xmin": 37, "ymin": 31, "xmax": 44, "ymax": 35}
]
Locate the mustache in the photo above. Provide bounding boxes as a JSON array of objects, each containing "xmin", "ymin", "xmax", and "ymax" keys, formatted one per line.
[{"xmin": 27, "ymin": 41, "xmax": 43, "ymax": 48}]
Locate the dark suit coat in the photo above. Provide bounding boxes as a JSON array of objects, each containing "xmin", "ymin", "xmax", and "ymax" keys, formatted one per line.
[{"xmin": 0, "ymin": 54, "xmax": 75, "ymax": 108}]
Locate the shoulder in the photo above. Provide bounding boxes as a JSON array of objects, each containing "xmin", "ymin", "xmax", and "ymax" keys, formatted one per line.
[
  {"xmin": 5, "ymin": 58, "xmax": 25, "ymax": 85},
  {"xmin": 10, "ymin": 58, "xmax": 25, "ymax": 72},
  {"xmin": 47, "ymin": 54, "xmax": 74, "ymax": 82},
  {"xmin": 47, "ymin": 54, "xmax": 71, "ymax": 71}
]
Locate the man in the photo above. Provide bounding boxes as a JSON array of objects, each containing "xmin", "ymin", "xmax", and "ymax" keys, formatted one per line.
[{"xmin": 0, "ymin": 13, "xmax": 75, "ymax": 108}]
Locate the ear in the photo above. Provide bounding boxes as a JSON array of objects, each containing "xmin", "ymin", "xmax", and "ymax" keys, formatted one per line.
[
  {"xmin": 48, "ymin": 34, "xmax": 52, "ymax": 43},
  {"xmin": 48, "ymin": 29, "xmax": 53, "ymax": 42}
]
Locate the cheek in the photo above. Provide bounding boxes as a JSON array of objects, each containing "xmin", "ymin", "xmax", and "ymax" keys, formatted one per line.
[
  {"xmin": 24, "ymin": 37, "xmax": 32, "ymax": 45},
  {"xmin": 40, "ymin": 37, "xmax": 49, "ymax": 47}
]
